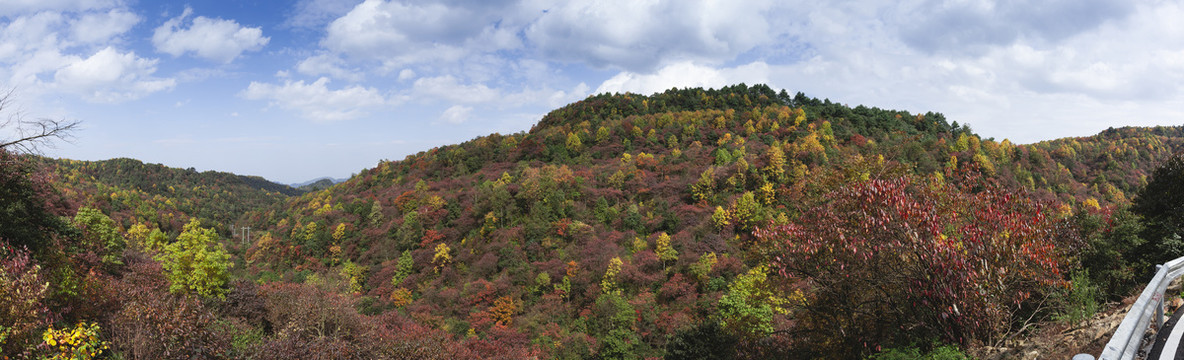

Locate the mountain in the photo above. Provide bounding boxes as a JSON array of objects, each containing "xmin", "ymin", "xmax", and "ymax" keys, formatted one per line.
[
  {"xmin": 40, "ymin": 157, "xmax": 299, "ymax": 234},
  {"xmin": 230, "ymin": 84, "xmax": 1184, "ymax": 358},
  {"xmin": 8, "ymin": 84, "xmax": 1181, "ymax": 359},
  {"xmin": 290, "ymin": 177, "xmax": 347, "ymax": 192}
]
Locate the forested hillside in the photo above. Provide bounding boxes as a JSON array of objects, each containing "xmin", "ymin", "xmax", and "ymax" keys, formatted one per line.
[
  {"xmin": 4, "ymin": 84, "xmax": 1184, "ymax": 359},
  {"xmin": 234, "ymin": 84, "xmax": 1184, "ymax": 358},
  {"xmin": 39, "ymin": 157, "xmax": 299, "ymax": 233}
]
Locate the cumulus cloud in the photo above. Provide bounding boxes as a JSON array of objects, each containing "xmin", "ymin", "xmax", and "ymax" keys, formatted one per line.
[
  {"xmin": 240, "ymin": 77, "xmax": 389, "ymax": 122},
  {"xmin": 153, "ymin": 7, "xmax": 269, "ymax": 63},
  {"xmin": 53, "ymin": 47, "xmax": 176, "ymax": 103},
  {"xmin": 296, "ymin": 53, "xmax": 364, "ymax": 82},
  {"xmin": 318, "ymin": 0, "xmax": 527, "ymax": 71},
  {"xmin": 0, "ymin": 5, "xmax": 176, "ymax": 103},
  {"xmin": 412, "ymin": 75, "xmax": 498, "ymax": 104},
  {"xmin": 285, "ymin": 0, "xmax": 359, "ymax": 29},
  {"xmin": 70, "ymin": 8, "xmax": 138, "ymax": 44},
  {"xmin": 438, "ymin": 105, "xmax": 472, "ymax": 124},
  {"xmin": 0, "ymin": 0, "xmax": 120, "ymax": 17},
  {"xmin": 896, "ymin": 0, "xmax": 1134, "ymax": 55},
  {"xmin": 596, "ymin": 61, "xmax": 770, "ymax": 95},
  {"xmin": 526, "ymin": 0, "xmax": 776, "ymax": 71}
]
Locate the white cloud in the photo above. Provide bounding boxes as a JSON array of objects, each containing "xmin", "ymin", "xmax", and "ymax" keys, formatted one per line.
[
  {"xmin": 296, "ymin": 53, "xmax": 363, "ymax": 81},
  {"xmin": 398, "ymin": 68, "xmax": 415, "ymax": 81},
  {"xmin": 53, "ymin": 47, "xmax": 175, "ymax": 103},
  {"xmin": 285, "ymin": 0, "xmax": 360, "ymax": 29},
  {"xmin": 596, "ymin": 61, "xmax": 769, "ymax": 95},
  {"xmin": 240, "ymin": 77, "xmax": 388, "ymax": 122},
  {"xmin": 438, "ymin": 105, "xmax": 472, "ymax": 124},
  {"xmin": 153, "ymin": 7, "xmax": 269, "ymax": 63},
  {"xmin": 526, "ymin": 0, "xmax": 776, "ymax": 71},
  {"xmin": 0, "ymin": 0, "xmax": 120, "ymax": 17},
  {"xmin": 412, "ymin": 75, "xmax": 498, "ymax": 104},
  {"xmin": 70, "ymin": 8, "xmax": 138, "ymax": 44},
  {"xmin": 321, "ymin": 0, "xmax": 523, "ymax": 68}
]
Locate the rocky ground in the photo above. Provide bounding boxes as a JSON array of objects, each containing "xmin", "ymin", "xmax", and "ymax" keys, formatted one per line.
[{"xmin": 979, "ymin": 283, "xmax": 1184, "ymax": 360}]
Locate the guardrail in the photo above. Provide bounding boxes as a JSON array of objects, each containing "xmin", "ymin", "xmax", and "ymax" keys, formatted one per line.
[{"xmin": 1081, "ymin": 256, "xmax": 1184, "ymax": 360}]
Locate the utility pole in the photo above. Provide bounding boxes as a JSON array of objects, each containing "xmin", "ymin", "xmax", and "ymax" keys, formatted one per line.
[{"xmin": 240, "ymin": 226, "xmax": 250, "ymax": 248}]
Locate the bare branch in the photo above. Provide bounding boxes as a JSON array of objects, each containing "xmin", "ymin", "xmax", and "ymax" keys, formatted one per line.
[{"xmin": 0, "ymin": 87, "xmax": 80, "ymax": 154}]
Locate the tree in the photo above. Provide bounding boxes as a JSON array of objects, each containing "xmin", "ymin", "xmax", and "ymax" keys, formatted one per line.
[
  {"xmin": 0, "ymin": 243, "xmax": 50, "ymax": 355},
  {"xmin": 655, "ymin": 232, "xmax": 678, "ymax": 269},
  {"xmin": 73, "ymin": 207, "xmax": 125, "ymax": 265},
  {"xmin": 601, "ymin": 257, "xmax": 623, "ymax": 294},
  {"xmin": 391, "ymin": 250, "xmax": 414, "ymax": 287},
  {"xmin": 754, "ymin": 175, "xmax": 1078, "ymax": 355},
  {"xmin": 1133, "ymin": 152, "xmax": 1184, "ymax": 270},
  {"xmin": 717, "ymin": 265, "xmax": 788, "ymax": 339},
  {"xmin": 368, "ymin": 201, "xmax": 384, "ymax": 226},
  {"xmin": 341, "ymin": 261, "xmax": 368, "ymax": 294},
  {"xmin": 432, "ymin": 243, "xmax": 451, "ymax": 273},
  {"xmin": 0, "ymin": 89, "xmax": 79, "ymax": 154},
  {"xmin": 691, "ymin": 168, "xmax": 716, "ymax": 203},
  {"xmin": 157, "ymin": 218, "xmax": 232, "ymax": 299},
  {"xmin": 0, "ymin": 150, "xmax": 69, "ymax": 254},
  {"xmin": 566, "ymin": 132, "xmax": 583, "ymax": 153}
]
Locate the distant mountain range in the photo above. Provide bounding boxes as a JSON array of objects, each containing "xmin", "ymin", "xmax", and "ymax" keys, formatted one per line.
[{"xmin": 289, "ymin": 176, "xmax": 347, "ymax": 191}]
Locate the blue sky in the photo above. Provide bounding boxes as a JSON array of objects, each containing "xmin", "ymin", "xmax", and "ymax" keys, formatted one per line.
[{"xmin": 1, "ymin": 0, "xmax": 1182, "ymax": 184}]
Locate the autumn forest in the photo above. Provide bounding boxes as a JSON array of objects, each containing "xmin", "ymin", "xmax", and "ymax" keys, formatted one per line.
[{"xmin": 5, "ymin": 84, "xmax": 1184, "ymax": 359}]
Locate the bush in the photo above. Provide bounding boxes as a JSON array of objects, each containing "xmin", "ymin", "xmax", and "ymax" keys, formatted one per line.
[
  {"xmin": 868, "ymin": 343, "xmax": 970, "ymax": 360},
  {"xmin": 1053, "ymin": 271, "xmax": 1100, "ymax": 324},
  {"xmin": 755, "ymin": 175, "xmax": 1079, "ymax": 356}
]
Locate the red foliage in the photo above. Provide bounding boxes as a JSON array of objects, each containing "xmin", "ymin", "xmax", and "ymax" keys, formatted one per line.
[
  {"xmin": 419, "ymin": 229, "xmax": 445, "ymax": 248},
  {"xmin": 658, "ymin": 273, "xmax": 698, "ymax": 305},
  {"xmin": 755, "ymin": 175, "xmax": 1079, "ymax": 352},
  {"xmin": 107, "ymin": 257, "xmax": 228, "ymax": 359}
]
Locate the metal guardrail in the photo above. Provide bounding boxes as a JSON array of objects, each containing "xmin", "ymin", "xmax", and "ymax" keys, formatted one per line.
[{"xmin": 1083, "ymin": 256, "xmax": 1184, "ymax": 360}]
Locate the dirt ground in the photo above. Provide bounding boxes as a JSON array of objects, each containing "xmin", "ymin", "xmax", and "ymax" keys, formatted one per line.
[{"xmin": 978, "ymin": 285, "xmax": 1183, "ymax": 360}]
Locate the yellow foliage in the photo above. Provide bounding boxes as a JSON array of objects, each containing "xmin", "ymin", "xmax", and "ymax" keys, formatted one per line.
[
  {"xmin": 711, "ymin": 206, "xmax": 731, "ymax": 230},
  {"xmin": 757, "ymin": 182, "xmax": 775, "ymax": 205},
  {"xmin": 332, "ymin": 223, "xmax": 347, "ymax": 242},
  {"xmin": 42, "ymin": 322, "xmax": 107, "ymax": 360},
  {"xmin": 391, "ymin": 287, "xmax": 413, "ymax": 307},
  {"xmin": 601, "ymin": 257, "xmax": 623, "ymax": 294},
  {"xmin": 433, "ymin": 243, "xmax": 452, "ymax": 273},
  {"xmin": 1084, "ymin": 198, "xmax": 1101, "ymax": 211},
  {"xmin": 489, "ymin": 296, "xmax": 518, "ymax": 327}
]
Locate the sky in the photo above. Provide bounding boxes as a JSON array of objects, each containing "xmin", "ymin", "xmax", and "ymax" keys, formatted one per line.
[{"xmin": 1, "ymin": 0, "xmax": 1182, "ymax": 184}]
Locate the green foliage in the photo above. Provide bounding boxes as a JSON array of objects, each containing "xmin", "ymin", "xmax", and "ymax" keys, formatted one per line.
[
  {"xmin": 340, "ymin": 261, "xmax": 368, "ymax": 294},
  {"xmin": 664, "ymin": 321, "xmax": 737, "ymax": 360},
  {"xmin": 0, "ymin": 244, "xmax": 49, "ymax": 355},
  {"xmin": 731, "ymin": 192, "xmax": 762, "ymax": 230},
  {"xmin": 593, "ymin": 292, "xmax": 639, "ymax": 359},
  {"xmin": 716, "ymin": 265, "xmax": 786, "ymax": 339},
  {"xmin": 869, "ymin": 343, "xmax": 970, "ymax": 360},
  {"xmin": 1053, "ymin": 270, "xmax": 1100, "ymax": 324},
  {"xmin": 655, "ymin": 232, "xmax": 678, "ymax": 267},
  {"xmin": 691, "ymin": 168, "xmax": 716, "ymax": 203},
  {"xmin": 596, "ymin": 126, "xmax": 610, "ymax": 143},
  {"xmin": 1076, "ymin": 207, "xmax": 1144, "ymax": 300},
  {"xmin": 0, "ymin": 151, "xmax": 69, "ymax": 254},
  {"xmin": 368, "ymin": 201, "xmax": 384, "ymax": 226},
  {"xmin": 601, "ymin": 257, "xmax": 623, "ymax": 294},
  {"xmin": 72, "ymin": 207, "xmax": 125, "ymax": 265},
  {"xmin": 1134, "ymin": 152, "xmax": 1184, "ymax": 272},
  {"xmin": 711, "ymin": 206, "xmax": 730, "ymax": 230},
  {"xmin": 157, "ymin": 218, "xmax": 233, "ymax": 298},
  {"xmin": 391, "ymin": 250, "xmax": 414, "ymax": 287},
  {"xmin": 689, "ymin": 252, "xmax": 717, "ymax": 283}
]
